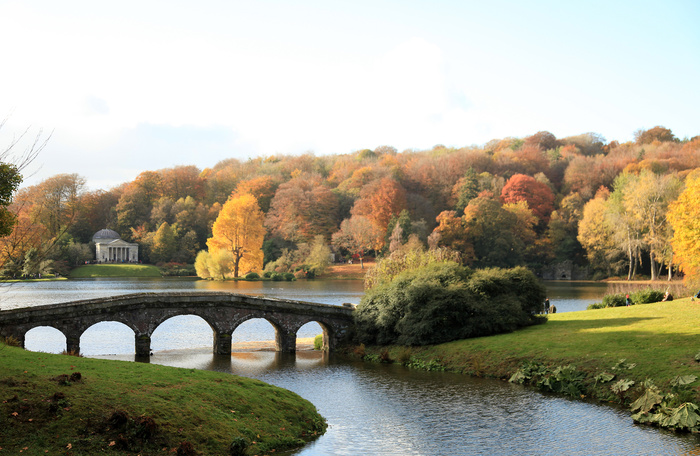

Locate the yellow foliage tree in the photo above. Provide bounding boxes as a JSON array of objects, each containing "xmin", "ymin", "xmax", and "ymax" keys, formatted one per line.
[
  {"xmin": 668, "ymin": 169, "xmax": 700, "ymax": 285},
  {"xmin": 206, "ymin": 193, "xmax": 264, "ymax": 278},
  {"xmin": 577, "ymin": 191, "xmax": 620, "ymax": 277}
]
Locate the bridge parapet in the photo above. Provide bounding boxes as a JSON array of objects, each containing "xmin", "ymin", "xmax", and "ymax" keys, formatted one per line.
[{"xmin": 0, "ymin": 292, "xmax": 355, "ymax": 356}]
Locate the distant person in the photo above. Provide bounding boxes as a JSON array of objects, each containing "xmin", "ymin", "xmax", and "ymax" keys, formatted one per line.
[
  {"xmin": 550, "ymin": 305, "xmax": 556, "ymax": 314},
  {"xmin": 544, "ymin": 298, "xmax": 550, "ymax": 314},
  {"xmin": 693, "ymin": 290, "xmax": 700, "ymax": 302},
  {"xmin": 626, "ymin": 294, "xmax": 632, "ymax": 307},
  {"xmin": 661, "ymin": 291, "xmax": 673, "ymax": 302}
]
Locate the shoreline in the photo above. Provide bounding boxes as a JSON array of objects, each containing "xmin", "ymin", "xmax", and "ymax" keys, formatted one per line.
[{"xmin": 353, "ymin": 296, "xmax": 700, "ymax": 433}]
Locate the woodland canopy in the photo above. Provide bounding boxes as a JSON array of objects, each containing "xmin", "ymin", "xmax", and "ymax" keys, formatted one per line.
[{"xmin": 1, "ymin": 126, "xmax": 699, "ymax": 284}]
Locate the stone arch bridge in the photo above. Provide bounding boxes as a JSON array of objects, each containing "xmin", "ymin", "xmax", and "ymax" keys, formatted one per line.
[{"xmin": 0, "ymin": 292, "xmax": 355, "ymax": 356}]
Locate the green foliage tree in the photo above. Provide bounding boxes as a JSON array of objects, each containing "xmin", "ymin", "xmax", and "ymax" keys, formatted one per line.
[
  {"xmin": 150, "ymin": 222, "xmax": 177, "ymax": 263},
  {"xmin": 0, "ymin": 163, "xmax": 22, "ymax": 236},
  {"xmin": 364, "ymin": 237, "xmax": 461, "ymax": 289},
  {"xmin": 463, "ymin": 195, "xmax": 523, "ymax": 267},
  {"xmin": 622, "ymin": 170, "xmax": 682, "ymax": 280},
  {"xmin": 453, "ymin": 167, "xmax": 479, "ymax": 215},
  {"xmin": 304, "ymin": 235, "xmax": 331, "ymax": 276},
  {"xmin": 65, "ymin": 240, "xmax": 93, "ymax": 266},
  {"xmin": 194, "ymin": 248, "xmax": 235, "ymax": 280}
]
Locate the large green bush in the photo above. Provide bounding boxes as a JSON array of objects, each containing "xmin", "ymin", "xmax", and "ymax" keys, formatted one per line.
[
  {"xmin": 354, "ymin": 262, "xmax": 546, "ymax": 346},
  {"xmin": 631, "ymin": 288, "xmax": 665, "ymax": 304},
  {"xmin": 588, "ymin": 288, "xmax": 667, "ymax": 310}
]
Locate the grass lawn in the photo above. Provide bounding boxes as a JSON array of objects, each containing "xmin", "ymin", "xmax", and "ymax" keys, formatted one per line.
[
  {"xmin": 371, "ymin": 296, "xmax": 700, "ymax": 398},
  {"xmin": 0, "ymin": 345, "xmax": 325, "ymax": 454},
  {"xmin": 323, "ymin": 259, "xmax": 373, "ymax": 280},
  {"xmin": 69, "ymin": 264, "xmax": 163, "ymax": 278}
]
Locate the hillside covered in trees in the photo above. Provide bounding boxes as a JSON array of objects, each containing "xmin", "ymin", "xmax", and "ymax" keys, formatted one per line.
[{"xmin": 2, "ymin": 126, "xmax": 699, "ymax": 284}]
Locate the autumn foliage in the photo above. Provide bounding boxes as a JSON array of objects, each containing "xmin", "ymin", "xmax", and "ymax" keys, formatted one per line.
[
  {"xmin": 206, "ymin": 193, "xmax": 264, "ymax": 278},
  {"xmin": 668, "ymin": 169, "xmax": 700, "ymax": 285},
  {"xmin": 500, "ymin": 174, "xmax": 555, "ymax": 224},
  {"xmin": 1, "ymin": 125, "xmax": 698, "ymax": 284}
]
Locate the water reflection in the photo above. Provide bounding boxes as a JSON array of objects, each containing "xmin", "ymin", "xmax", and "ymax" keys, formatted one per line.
[
  {"xmin": 128, "ymin": 350, "xmax": 699, "ymax": 456},
  {"xmin": 542, "ymin": 281, "xmax": 607, "ymax": 313},
  {"xmin": 8, "ymin": 279, "xmax": 700, "ymax": 454}
]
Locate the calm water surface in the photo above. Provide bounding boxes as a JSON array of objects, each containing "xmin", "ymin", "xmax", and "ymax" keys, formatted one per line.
[{"xmin": 5, "ymin": 279, "xmax": 700, "ymax": 455}]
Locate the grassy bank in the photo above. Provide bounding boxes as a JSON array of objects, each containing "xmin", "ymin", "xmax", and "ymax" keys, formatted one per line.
[
  {"xmin": 0, "ymin": 277, "xmax": 68, "ymax": 283},
  {"xmin": 69, "ymin": 264, "xmax": 163, "ymax": 278},
  {"xmin": 360, "ymin": 297, "xmax": 700, "ymax": 402},
  {"xmin": 0, "ymin": 345, "xmax": 325, "ymax": 454}
]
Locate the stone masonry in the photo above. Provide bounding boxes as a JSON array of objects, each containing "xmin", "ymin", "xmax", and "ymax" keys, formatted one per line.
[{"xmin": 0, "ymin": 292, "xmax": 355, "ymax": 356}]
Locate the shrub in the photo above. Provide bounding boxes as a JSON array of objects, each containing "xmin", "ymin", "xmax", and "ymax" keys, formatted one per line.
[
  {"xmin": 1, "ymin": 335, "xmax": 21, "ymax": 347},
  {"xmin": 354, "ymin": 262, "xmax": 546, "ymax": 346},
  {"xmin": 263, "ymin": 271, "xmax": 272, "ymax": 278},
  {"xmin": 602, "ymin": 293, "xmax": 627, "ymax": 307},
  {"xmin": 631, "ymin": 288, "xmax": 665, "ymax": 304},
  {"xmin": 283, "ymin": 272, "xmax": 295, "ymax": 281},
  {"xmin": 397, "ymin": 347, "xmax": 412, "ymax": 364},
  {"xmin": 229, "ymin": 437, "xmax": 248, "ymax": 456},
  {"xmin": 271, "ymin": 273, "xmax": 283, "ymax": 281},
  {"xmin": 313, "ymin": 334, "xmax": 323, "ymax": 350},
  {"xmin": 587, "ymin": 302, "xmax": 606, "ymax": 310},
  {"xmin": 244, "ymin": 272, "xmax": 260, "ymax": 280}
]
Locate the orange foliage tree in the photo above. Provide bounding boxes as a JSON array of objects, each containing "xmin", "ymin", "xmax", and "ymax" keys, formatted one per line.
[
  {"xmin": 265, "ymin": 174, "xmax": 339, "ymax": 243},
  {"xmin": 500, "ymin": 174, "xmax": 554, "ymax": 225},
  {"xmin": 331, "ymin": 215, "xmax": 384, "ymax": 268},
  {"xmin": 350, "ymin": 177, "xmax": 407, "ymax": 238}
]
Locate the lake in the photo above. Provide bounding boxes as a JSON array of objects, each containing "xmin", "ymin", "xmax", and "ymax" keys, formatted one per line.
[{"xmin": 4, "ymin": 278, "xmax": 699, "ymax": 454}]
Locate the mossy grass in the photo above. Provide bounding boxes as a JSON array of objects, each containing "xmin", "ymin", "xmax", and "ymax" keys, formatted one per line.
[
  {"xmin": 69, "ymin": 264, "xmax": 163, "ymax": 278},
  {"xmin": 362, "ymin": 297, "xmax": 700, "ymax": 400},
  {"xmin": 0, "ymin": 345, "xmax": 325, "ymax": 454}
]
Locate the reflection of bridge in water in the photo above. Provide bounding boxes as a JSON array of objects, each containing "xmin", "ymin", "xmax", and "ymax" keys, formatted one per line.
[{"xmin": 0, "ymin": 292, "xmax": 355, "ymax": 356}]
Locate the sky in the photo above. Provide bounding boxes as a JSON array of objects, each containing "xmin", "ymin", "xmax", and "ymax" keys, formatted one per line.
[{"xmin": 1, "ymin": 0, "xmax": 698, "ymax": 190}]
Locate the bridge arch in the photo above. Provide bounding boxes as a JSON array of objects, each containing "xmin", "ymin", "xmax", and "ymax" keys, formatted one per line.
[
  {"xmin": 81, "ymin": 321, "xmax": 135, "ymax": 356},
  {"xmin": 152, "ymin": 314, "xmax": 214, "ymax": 353},
  {"xmin": 292, "ymin": 318, "xmax": 336, "ymax": 351},
  {"xmin": 24, "ymin": 326, "xmax": 66, "ymax": 354},
  {"xmin": 0, "ymin": 292, "xmax": 354, "ymax": 356},
  {"xmin": 231, "ymin": 314, "xmax": 289, "ymax": 352}
]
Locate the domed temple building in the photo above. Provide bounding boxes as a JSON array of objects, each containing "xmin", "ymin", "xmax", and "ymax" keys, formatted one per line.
[{"xmin": 92, "ymin": 229, "xmax": 139, "ymax": 263}]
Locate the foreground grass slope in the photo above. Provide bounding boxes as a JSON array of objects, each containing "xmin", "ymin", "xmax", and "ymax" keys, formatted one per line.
[
  {"xmin": 0, "ymin": 346, "xmax": 325, "ymax": 454},
  {"xmin": 373, "ymin": 297, "xmax": 700, "ymax": 398},
  {"xmin": 69, "ymin": 264, "xmax": 162, "ymax": 278}
]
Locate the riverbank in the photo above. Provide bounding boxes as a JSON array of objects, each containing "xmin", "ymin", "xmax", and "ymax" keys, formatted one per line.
[
  {"xmin": 358, "ymin": 296, "xmax": 700, "ymax": 404},
  {"xmin": 0, "ymin": 344, "xmax": 326, "ymax": 454},
  {"xmin": 0, "ymin": 277, "xmax": 68, "ymax": 283}
]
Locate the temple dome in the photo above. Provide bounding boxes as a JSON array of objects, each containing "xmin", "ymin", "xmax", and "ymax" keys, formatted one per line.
[{"xmin": 92, "ymin": 229, "xmax": 121, "ymax": 243}]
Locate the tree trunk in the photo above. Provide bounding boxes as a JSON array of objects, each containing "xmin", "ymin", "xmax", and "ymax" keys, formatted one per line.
[
  {"xmin": 650, "ymin": 252, "xmax": 658, "ymax": 281},
  {"xmin": 667, "ymin": 258, "xmax": 673, "ymax": 281},
  {"xmin": 626, "ymin": 228, "xmax": 636, "ymax": 280},
  {"xmin": 233, "ymin": 253, "xmax": 241, "ymax": 278}
]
